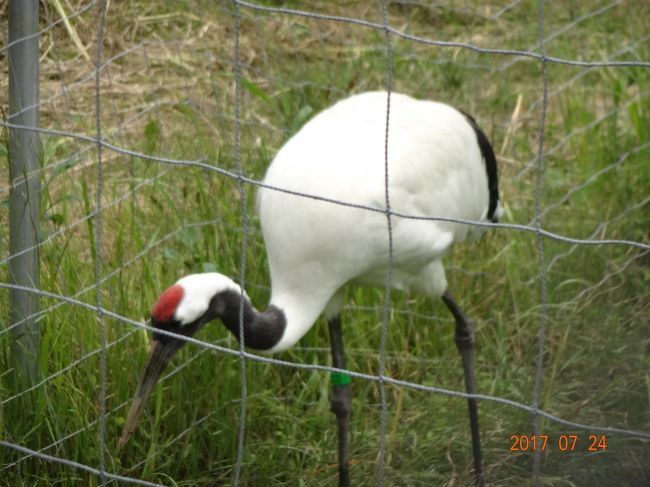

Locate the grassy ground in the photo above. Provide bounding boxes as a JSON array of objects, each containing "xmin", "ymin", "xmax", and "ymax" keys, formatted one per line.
[{"xmin": 1, "ymin": 0, "xmax": 649, "ymax": 485}]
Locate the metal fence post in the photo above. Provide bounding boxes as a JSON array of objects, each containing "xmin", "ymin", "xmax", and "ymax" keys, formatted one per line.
[{"xmin": 8, "ymin": 0, "xmax": 41, "ymax": 389}]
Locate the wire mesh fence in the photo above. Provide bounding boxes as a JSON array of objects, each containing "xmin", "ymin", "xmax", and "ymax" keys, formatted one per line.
[{"xmin": 1, "ymin": 1, "xmax": 649, "ymax": 485}]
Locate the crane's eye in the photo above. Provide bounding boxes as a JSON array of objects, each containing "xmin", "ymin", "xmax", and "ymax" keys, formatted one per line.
[{"xmin": 152, "ymin": 319, "xmax": 182, "ymax": 345}]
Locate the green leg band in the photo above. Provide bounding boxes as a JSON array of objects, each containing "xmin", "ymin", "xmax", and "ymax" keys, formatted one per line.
[{"xmin": 331, "ymin": 371, "xmax": 352, "ymax": 387}]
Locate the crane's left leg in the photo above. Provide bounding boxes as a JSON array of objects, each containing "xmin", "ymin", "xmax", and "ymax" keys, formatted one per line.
[
  {"xmin": 328, "ymin": 315, "xmax": 351, "ymax": 487},
  {"xmin": 442, "ymin": 290, "xmax": 484, "ymax": 487}
]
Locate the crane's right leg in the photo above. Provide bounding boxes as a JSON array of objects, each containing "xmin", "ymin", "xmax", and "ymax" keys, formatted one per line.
[
  {"xmin": 328, "ymin": 315, "xmax": 351, "ymax": 487},
  {"xmin": 442, "ymin": 289, "xmax": 484, "ymax": 487}
]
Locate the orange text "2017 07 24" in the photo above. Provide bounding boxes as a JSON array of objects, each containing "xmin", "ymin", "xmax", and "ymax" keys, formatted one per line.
[{"xmin": 509, "ymin": 434, "xmax": 607, "ymax": 452}]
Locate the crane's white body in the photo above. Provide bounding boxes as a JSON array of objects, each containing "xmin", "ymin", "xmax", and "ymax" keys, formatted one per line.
[{"xmin": 259, "ymin": 92, "xmax": 498, "ymax": 352}]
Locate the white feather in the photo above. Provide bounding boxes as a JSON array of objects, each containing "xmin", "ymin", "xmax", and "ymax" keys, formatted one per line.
[
  {"xmin": 259, "ymin": 91, "xmax": 495, "ymax": 351},
  {"xmin": 174, "ymin": 273, "xmax": 244, "ymax": 325}
]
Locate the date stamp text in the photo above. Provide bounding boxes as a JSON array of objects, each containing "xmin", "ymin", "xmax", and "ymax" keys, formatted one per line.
[{"xmin": 509, "ymin": 434, "xmax": 607, "ymax": 452}]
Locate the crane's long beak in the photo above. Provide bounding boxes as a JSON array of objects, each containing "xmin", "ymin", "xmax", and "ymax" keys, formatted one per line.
[{"xmin": 118, "ymin": 339, "xmax": 177, "ymax": 449}]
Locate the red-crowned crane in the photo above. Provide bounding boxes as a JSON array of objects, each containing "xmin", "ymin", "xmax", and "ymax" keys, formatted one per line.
[{"xmin": 119, "ymin": 91, "xmax": 503, "ymax": 487}]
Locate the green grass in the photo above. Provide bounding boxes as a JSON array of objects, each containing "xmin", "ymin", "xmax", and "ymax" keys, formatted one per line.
[{"xmin": 1, "ymin": 1, "xmax": 649, "ymax": 485}]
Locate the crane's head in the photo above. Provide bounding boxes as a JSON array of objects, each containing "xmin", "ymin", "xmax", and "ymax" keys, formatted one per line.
[{"xmin": 118, "ymin": 273, "xmax": 243, "ymax": 449}]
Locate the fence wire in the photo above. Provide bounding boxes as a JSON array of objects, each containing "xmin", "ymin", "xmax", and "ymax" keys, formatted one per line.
[
  {"xmin": 531, "ymin": 0, "xmax": 549, "ymax": 483},
  {"xmin": 94, "ymin": 0, "xmax": 109, "ymax": 483},
  {"xmin": 377, "ymin": 0, "xmax": 394, "ymax": 482},
  {"xmin": 2, "ymin": 0, "xmax": 649, "ymax": 485}
]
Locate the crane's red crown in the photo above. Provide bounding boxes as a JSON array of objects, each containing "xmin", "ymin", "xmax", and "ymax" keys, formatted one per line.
[{"xmin": 151, "ymin": 285, "xmax": 184, "ymax": 322}]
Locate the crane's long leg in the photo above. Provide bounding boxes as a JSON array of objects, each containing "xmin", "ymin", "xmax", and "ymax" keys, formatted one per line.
[
  {"xmin": 328, "ymin": 315, "xmax": 351, "ymax": 487},
  {"xmin": 442, "ymin": 290, "xmax": 484, "ymax": 487}
]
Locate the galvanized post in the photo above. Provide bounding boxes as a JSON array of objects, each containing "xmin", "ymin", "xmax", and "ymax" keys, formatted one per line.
[{"xmin": 8, "ymin": 0, "xmax": 41, "ymax": 389}]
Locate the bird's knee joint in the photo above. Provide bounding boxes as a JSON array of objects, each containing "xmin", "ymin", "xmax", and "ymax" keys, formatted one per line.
[
  {"xmin": 331, "ymin": 400, "xmax": 351, "ymax": 417},
  {"xmin": 331, "ymin": 385, "xmax": 352, "ymax": 416},
  {"xmin": 455, "ymin": 329, "xmax": 474, "ymax": 352}
]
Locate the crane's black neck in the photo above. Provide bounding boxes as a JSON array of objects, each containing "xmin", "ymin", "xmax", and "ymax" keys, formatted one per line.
[{"xmin": 208, "ymin": 289, "xmax": 286, "ymax": 351}]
